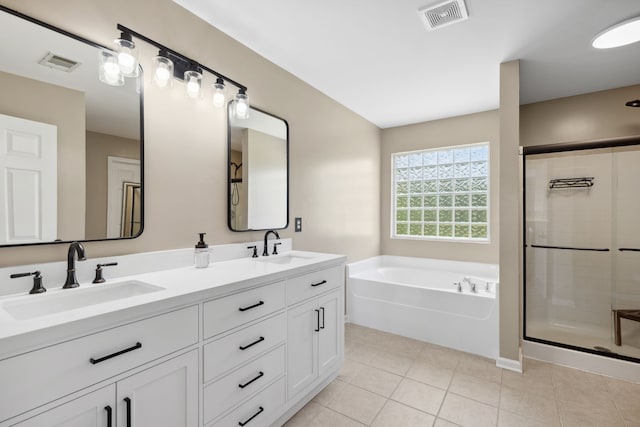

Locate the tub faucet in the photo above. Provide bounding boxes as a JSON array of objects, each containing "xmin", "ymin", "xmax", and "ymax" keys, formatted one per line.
[
  {"xmin": 63, "ymin": 241, "xmax": 86, "ymax": 289},
  {"xmin": 262, "ymin": 230, "xmax": 280, "ymax": 256},
  {"xmin": 463, "ymin": 276, "xmax": 477, "ymax": 293},
  {"xmin": 453, "ymin": 282, "xmax": 462, "ymax": 292}
]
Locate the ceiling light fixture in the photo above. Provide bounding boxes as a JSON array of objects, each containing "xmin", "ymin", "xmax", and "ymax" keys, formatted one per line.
[
  {"xmin": 99, "ymin": 23, "xmax": 249, "ymax": 117},
  {"xmin": 592, "ymin": 16, "xmax": 640, "ymax": 49}
]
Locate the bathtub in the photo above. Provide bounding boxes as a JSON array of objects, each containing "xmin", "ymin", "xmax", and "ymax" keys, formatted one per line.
[{"xmin": 347, "ymin": 255, "xmax": 499, "ymax": 359}]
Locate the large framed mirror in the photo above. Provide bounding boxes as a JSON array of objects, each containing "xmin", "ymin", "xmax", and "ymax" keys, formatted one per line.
[
  {"xmin": 228, "ymin": 103, "xmax": 288, "ymax": 231},
  {"xmin": 0, "ymin": 6, "xmax": 143, "ymax": 247}
]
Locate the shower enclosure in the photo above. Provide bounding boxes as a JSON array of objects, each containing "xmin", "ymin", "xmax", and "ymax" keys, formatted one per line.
[{"xmin": 523, "ymin": 141, "xmax": 640, "ymax": 362}]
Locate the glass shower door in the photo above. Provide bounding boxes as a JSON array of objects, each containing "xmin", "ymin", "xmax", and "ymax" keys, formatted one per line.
[{"xmin": 612, "ymin": 146, "xmax": 640, "ymax": 359}]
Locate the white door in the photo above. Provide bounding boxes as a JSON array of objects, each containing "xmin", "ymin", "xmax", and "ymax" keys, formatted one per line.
[
  {"xmin": 0, "ymin": 113, "xmax": 57, "ymax": 244},
  {"xmin": 116, "ymin": 350, "xmax": 198, "ymax": 427},
  {"xmin": 14, "ymin": 385, "xmax": 114, "ymax": 427},
  {"xmin": 318, "ymin": 290, "xmax": 341, "ymax": 377},
  {"xmin": 106, "ymin": 156, "xmax": 140, "ymax": 238},
  {"xmin": 287, "ymin": 298, "xmax": 319, "ymax": 400}
]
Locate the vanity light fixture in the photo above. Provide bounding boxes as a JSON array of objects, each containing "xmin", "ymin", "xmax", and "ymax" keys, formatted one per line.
[
  {"xmin": 103, "ymin": 23, "xmax": 250, "ymax": 118},
  {"xmin": 151, "ymin": 50, "xmax": 174, "ymax": 88},
  {"xmin": 98, "ymin": 49, "xmax": 124, "ymax": 86},
  {"xmin": 114, "ymin": 32, "xmax": 138, "ymax": 77},
  {"xmin": 184, "ymin": 68, "xmax": 203, "ymax": 99},
  {"xmin": 212, "ymin": 78, "xmax": 226, "ymax": 108},
  {"xmin": 234, "ymin": 88, "xmax": 250, "ymax": 119},
  {"xmin": 592, "ymin": 16, "xmax": 640, "ymax": 49}
]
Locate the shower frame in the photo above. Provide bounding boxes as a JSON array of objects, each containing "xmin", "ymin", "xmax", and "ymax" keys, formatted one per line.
[{"xmin": 522, "ymin": 135, "xmax": 640, "ymax": 364}]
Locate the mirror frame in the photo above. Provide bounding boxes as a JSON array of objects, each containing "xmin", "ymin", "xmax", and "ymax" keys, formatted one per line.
[
  {"xmin": 0, "ymin": 5, "xmax": 144, "ymax": 247},
  {"xmin": 227, "ymin": 103, "xmax": 289, "ymax": 232}
]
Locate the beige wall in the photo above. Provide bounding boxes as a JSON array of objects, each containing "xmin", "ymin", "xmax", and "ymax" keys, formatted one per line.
[
  {"xmin": 0, "ymin": 0, "xmax": 380, "ymax": 266},
  {"xmin": 0, "ymin": 70, "xmax": 85, "ymax": 240},
  {"xmin": 521, "ymin": 84, "xmax": 640, "ymax": 146},
  {"xmin": 85, "ymin": 131, "xmax": 140, "ymax": 239},
  {"xmin": 380, "ymin": 110, "xmax": 500, "ymax": 263},
  {"xmin": 498, "ymin": 60, "xmax": 521, "ymax": 362}
]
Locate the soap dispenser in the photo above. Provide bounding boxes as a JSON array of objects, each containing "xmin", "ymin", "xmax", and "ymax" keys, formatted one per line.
[{"xmin": 194, "ymin": 233, "xmax": 210, "ymax": 268}]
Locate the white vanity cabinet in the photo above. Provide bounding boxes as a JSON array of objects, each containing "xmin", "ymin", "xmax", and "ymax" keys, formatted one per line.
[
  {"xmin": 286, "ymin": 267, "xmax": 343, "ymax": 401},
  {"xmin": 13, "ymin": 350, "xmax": 198, "ymax": 427}
]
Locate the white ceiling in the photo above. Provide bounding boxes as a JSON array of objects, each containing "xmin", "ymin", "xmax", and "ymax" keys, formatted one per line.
[{"xmin": 174, "ymin": 0, "xmax": 640, "ymax": 128}]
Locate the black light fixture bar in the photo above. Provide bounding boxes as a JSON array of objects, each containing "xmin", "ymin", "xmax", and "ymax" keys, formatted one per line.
[{"xmin": 117, "ymin": 23, "xmax": 247, "ymax": 91}]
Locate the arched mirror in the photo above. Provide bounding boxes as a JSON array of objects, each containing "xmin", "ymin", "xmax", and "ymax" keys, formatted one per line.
[
  {"xmin": 228, "ymin": 103, "xmax": 288, "ymax": 231},
  {"xmin": 0, "ymin": 6, "xmax": 143, "ymax": 246}
]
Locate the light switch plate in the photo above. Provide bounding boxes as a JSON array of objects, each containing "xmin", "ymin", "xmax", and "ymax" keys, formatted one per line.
[{"xmin": 295, "ymin": 217, "xmax": 302, "ymax": 232}]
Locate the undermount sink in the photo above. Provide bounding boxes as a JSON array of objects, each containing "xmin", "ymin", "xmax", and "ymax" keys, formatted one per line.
[
  {"xmin": 255, "ymin": 253, "xmax": 317, "ymax": 265},
  {"xmin": 2, "ymin": 280, "xmax": 164, "ymax": 320}
]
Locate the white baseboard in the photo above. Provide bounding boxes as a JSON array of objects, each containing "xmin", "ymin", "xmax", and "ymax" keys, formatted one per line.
[{"xmin": 496, "ymin": 350, "xmax": 523, "ymax": 373}]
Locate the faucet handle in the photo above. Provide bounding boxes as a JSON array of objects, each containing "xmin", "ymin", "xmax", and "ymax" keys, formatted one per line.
[
  {"xmin": 247, "ymin": 245, "xmax": 258, "ymax": 258},
  {"xmin": 452, "ymin": 282, "xmax": 462, "ymax": 293},
  {"xmin": 272, "ymin": 242, "xmax": 282, "ymax": 255},
  {"xmin": 93, "ymin": 262, "xmax": 118, "ymax": 284},
  {"xmin": 11, "ymin": 270, "xmax": 46, "ymax": 294}
]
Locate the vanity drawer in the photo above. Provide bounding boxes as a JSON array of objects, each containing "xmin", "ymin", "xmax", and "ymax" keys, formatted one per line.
[
  {"xmin": 0, "ymin": 305, "xmax": 198, "ymax": 423},
  {"xmin": 208, "ymin": 376, "xmax": 285, "ymax": 427},
  {"xmin": 203, "ymin": 345, "xmax": 285, "ymax": 424},
  {"xmin": 203, "ymin": 281, "xmax": 285, "ymax": 339},
  {"xmin": 203, "ymin": 313, "xmax": 286, "ymax": 382},
  {"xmin": 286, "ymin": 266, "xmax": 342, "ymax": 305}
]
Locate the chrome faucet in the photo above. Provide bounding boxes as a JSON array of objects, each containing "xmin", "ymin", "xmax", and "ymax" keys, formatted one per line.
[
  {"xmin": 453, "ymin": 282, "xmax": 462, "ymax": 292},
  {"xmin": 63, "ymin": 241, "xmax": 87, "ymax": 289},
  {"xmin": 463, "ymin": 276, "xmax": 477, "ymax": 293},
  {"xmin": 262, "ymin": 230, "xmax": 280, "ymax": 256}
]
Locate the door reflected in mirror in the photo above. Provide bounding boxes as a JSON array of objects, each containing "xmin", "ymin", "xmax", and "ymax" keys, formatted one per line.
[
  {"xmin": 0, "ymin": 6, "xmax": 143, "ymax": 246},
  {"xmin": 228, "ymin": 103, "xmax": 288, "ymax": 231}
]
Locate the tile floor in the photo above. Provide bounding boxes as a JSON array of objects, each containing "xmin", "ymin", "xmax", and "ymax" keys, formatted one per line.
[{"xmin": 284, "ymin": 323, "xmax": 640, "ymax": 427}]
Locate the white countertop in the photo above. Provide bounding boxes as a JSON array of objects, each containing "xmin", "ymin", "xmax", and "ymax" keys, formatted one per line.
[{"xmin": 0, "ymin": 249, "xmax": 345, "ymax": 359}]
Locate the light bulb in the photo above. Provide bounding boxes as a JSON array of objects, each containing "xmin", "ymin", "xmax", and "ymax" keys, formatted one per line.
[
  {"xmin": 152, "ymin": 52, "xmax": 174, "ymax": 89},
  {"xmin": 184, "ymin": 70, "xmax": 202, "ymax": 99},
  {"xmin": 234, "ymin": 89, "xmax": 250, "ymax": 119},
  {"xmin": 155, "ymin": 65, "xmax": 171, "ymax": 87},
  {"xmin": 98, "ymin": 50, "xmax": 124, "ymax": 86},
  {"xmin": 114, "ymin": 33, "xmax": 138, "ymax": 77},
  {"xmin": 212, "ymin": 78, "xmax": 226, "ymax": 108}
]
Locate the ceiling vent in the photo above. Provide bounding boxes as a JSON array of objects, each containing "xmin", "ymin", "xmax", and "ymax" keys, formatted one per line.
[
  {"xmin": 419, "ymin": 0, "xmax": 469, "ymax": 31},
  {"xmin": 38, "ymin": 52, "xmax": 81, "ymax": 73}
]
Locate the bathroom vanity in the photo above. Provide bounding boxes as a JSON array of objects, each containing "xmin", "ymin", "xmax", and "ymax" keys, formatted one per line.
[{"xmin": 0, "ymin": 245, "xmax": 345, "ymax": 427}]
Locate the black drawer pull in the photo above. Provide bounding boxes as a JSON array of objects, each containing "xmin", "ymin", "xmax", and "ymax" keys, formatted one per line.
[
  {"xmin": 238, "ymin": 371, "xmax": 264, "ymax": 389},
  {"xmin": 124, "ymin": 397, "xmax": 132, "ymax": 427},
  {"xmin": 239, "ymin": 300, "xmax": 264, "ymax": 312},
  {"xmin": 320, "ymin": 307, "xmax": 325, "ymax": 329},
  {"xmin": 239, "ymin": 406, "xmax": 264, "ymax": 426},
  {"xmin": 90, "ymin": 342, "xmax": 142, "ymax": 364},
  {"xmin": 311, "ymin": 280, "xmax": 327, "ymax": 287},
  {"xmin": 239, "ymin": 336, "xmax": 265, "ymax": 351},
  {"xmin": 104, "ymin": 406, "xmax": 113, "ymax": 427},
  {"xmin": 315, "ymin": 309, "xmax": 320, "ymax": 332}
]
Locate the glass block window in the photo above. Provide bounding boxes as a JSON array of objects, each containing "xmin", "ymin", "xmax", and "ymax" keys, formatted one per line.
[{"xmin": 392, "ymin": 143, "xmax": 489, "ymax": 241}]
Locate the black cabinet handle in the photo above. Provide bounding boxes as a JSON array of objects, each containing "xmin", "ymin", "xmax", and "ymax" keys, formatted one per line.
[
  {"xmin": 240, "ymin": 337, "xmax": 264, "ymax": 350},
  {"xmin": 124, "ymin": 397, "xmax": 132, "ymax": 427},
  {"xmin": 239, "ymin": 301, "xmax": 264, "ymax": 312},
  {"xmin": 238, "ymin": 371, "xmax": 264, "ymax": 389},
  {"xmin": 315, "ymin": 309, "xmax": 320, "ymax": 332},
  {"xmin": 311, "ymin": 280, "xmax": 327, "ymax": 287},
  {"xmin": 90, "ymin": 342, "xmax": 142, "ymax": 364},
  {"xmin": 238, "ymin": 406, "xmax": 264, "ymax": 426},
  {"xmin": 104, "ymin": 406, "xmax": 113, "ymax": 427},
  {"xmin": 239, "ymin": 336, "xmax": 265, "ymax": 351},
  {"xmin": 619, "ymin": 248, "xmax": 640, "ymax": 252},
  {"xmin": 320, "ymin": 307, "xmax": 325, "ymax": 329}
]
